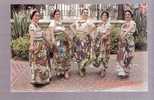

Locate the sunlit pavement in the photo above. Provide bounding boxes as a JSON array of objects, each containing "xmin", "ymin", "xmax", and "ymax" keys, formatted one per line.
[{"xmin": 11, "ymin": 51, "xmax": 148, "ymax": 92}]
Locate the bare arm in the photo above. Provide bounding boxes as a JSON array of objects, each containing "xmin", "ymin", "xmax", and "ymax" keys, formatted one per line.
[
  {"xmin": 48, "ymin": 27, "xmax": 55, "ymax": 46},
  {"xmin": 120, "ymin": 21, "xmax": 136, "ymax": 38},
  {"xmin": 101, "ymin": 28, "xmax": 111, "ymax": 39},
  {"xmin": 29, "ymin": 31, "xmax": 34, "ymax": 50},
  {"xmin": 88, "ymin": 26, "xmax": 96, "ymax": 34},
  {"xmin": 125, "ymin": 22, "xmax": 136, "ymax": 34},
  {"xmin": 70, "ymin": 23, "xmax": 76, "ymax": 36}
]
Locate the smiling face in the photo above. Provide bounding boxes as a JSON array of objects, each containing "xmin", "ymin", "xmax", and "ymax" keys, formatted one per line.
[
  {"xmin": 124, "ymin": 11, "xmax": 132, "ymax": 21},
  {"xmin": 81, "ymin": 9, "xmax": 89, "ymax": 19},
  {"xmin": 32, "ymin": 12, "xmax": 40, "ymax": 23},
  {"xmin": 101, "ymin": 12, "xmax": 109, "ymax": 22},
  {"xmin": 54, "ymin": 11, "xmax": 61, "ymax": 20}
]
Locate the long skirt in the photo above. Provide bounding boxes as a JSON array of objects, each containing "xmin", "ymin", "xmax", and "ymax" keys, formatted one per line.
[
  {"xmin": 93, "ymin": 35, "xmax": 110, "ymax": 72},
  {"xmin": 29, "ymin": 39, "xmax": 50, "ymax": 85},
  {"xmin": 116, "ymin": 34, "xmax": 135, "ymax": 77},
  {"xmin": 72, "ymin": 34, "xmax": 92, "ymax": 76},
  {"xmin": 52, "ymin": 33, "xmax": 71, "ymax": 76}
]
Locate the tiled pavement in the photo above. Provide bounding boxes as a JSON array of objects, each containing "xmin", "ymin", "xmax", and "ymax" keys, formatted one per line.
[
  {"xmin": 11, "ymin": 60, "xmax": 30, "ymax": 87},
  {"xmin": 10, "ymin": 51, "xmax": 148, "ymax": 92}
]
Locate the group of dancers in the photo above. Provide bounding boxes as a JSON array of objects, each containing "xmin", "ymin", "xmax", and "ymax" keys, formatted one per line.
[{"xmin": 28, "ymin": 8, "xmax": 136, "ymax": 85}]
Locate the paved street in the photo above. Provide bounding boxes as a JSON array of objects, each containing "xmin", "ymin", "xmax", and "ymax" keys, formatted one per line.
[{"xmin": 11, "ymin": 51, "xmax": 148, "ymax": 92}]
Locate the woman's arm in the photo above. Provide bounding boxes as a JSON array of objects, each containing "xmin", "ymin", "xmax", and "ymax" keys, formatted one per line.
[
  {"xmin": 29, "ymin": 31, "xmax": 34, "ymax": 50},
  {"xmin": 47, "ymin": 27, "xmax": 55, "ymax": 47},
  {"xmin": 28, "ymin": 24, "xmax": 35, "ymax": 50},
  {"xmin": 101, "ymin": 28, "xmax": 111, "ymax": 40},
  {"xmin": 119, "ymin": 23, "xmax": 129, "ymax": 39},
  {"xmin": 70, "ymin": 23, "xmax": 76, "ymax": 36},
  {"xmin": 120, "ymin": 21, "xmax": 136, "ymax": 38},
  {"xmin": 88, "ymin": 26, "xmax": 96, "ymax": 34},
  {"xmin": 87, "ymin": 20, "xmax": 96, "ymax": 34}
]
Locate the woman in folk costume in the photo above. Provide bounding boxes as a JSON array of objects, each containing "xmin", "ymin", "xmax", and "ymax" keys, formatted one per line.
[
  {"xmin": 93, "ymin": 11, "xmax": 111, "ymax": 77},
  {"xmin": 116, "ymin": 10, "xmax": 136, "ymax": 78},
  {"xmin": 70, "ymin": 8, "xmax": 96, "ymax": 77},
  {"xmin": 29, "ymin": 10, "xmax": 50, "ymax": 85},
  {"xmin": 47, "ymin": 9, "xmax": 71, "ymax": 79}
]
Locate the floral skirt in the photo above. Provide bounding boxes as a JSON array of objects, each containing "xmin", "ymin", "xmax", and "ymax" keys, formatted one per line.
[
  {"xmin": 72, "ymin": 34, "xmax": 92, "ymax": 70},
  {"xmin": 116, "ymin": 35, "xmax": 135, "ymax": 76},
  {"xmin": 29, "ymin": 39, "xmax": 50, "ymax": 85},
  {"xmin": 93, "ymin": 36, "xmax": 110, "ymax": 69},
  {"xmin": 52, "ymin": 35, "xmax": 71, "ymax": 75}
]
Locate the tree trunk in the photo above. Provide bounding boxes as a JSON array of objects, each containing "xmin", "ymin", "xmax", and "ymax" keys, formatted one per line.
[{"xmin": 118, "ymin": 4, "xmax": 124, "ymax": 20}]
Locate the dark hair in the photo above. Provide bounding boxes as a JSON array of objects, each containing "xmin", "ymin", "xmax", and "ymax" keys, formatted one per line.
[
  {"xmin": 30, "ymin": 10, "xmax": 39, "ymax": 20},
  {"xmin": 81, "ymin": 8, "xmax": 88, "ymax": 15},
  {"xmin": 125, "ymin": 10, "xmax": 133, "ymax": 18},
  {"xmin": 101, "ymin": 11, "xmax": 109, "ymax": 18},
  {"xmin": 52, "ymin": 9, "xmax": 60, "ymax": 18}
]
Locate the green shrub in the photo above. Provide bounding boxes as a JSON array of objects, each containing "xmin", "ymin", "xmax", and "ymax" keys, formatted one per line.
[
  {"xmin": 133, "ymin": 10, "xmax": 147, "ymax": 51},
  {"xmin": 11, "ymin": 36, "xmax": 30, "ymax": 60},
  {"xmin": 134, "ymin": 33, "xmax": 147, "ymax": 51}
]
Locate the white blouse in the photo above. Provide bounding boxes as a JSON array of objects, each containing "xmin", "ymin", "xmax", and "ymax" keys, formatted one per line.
[
  {"xmin": 49, "ymin": 20, "xmax": 65, "ymax": 33},
  {"xmin": 29, "ymin": 23, "xmax": 43, "ymax": 39},
  {"xmin": 97, "ymin": 22, "xmax": 111, "ymax": 34},
  {"xmin": 121, "ymin": 20, "xmax": 136, "ymax": 35},
  {"xmin": 75, "ymin": 19, "xmax": 95, "ymax": 33}
]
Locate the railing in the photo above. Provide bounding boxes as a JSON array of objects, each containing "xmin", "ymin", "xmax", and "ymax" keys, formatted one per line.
[{"xmin": 11, "ymin": 19, "xmax": 125, "ymax": 29}]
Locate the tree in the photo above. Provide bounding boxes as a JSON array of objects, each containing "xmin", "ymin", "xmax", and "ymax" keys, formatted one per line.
[{"xmin": 117, "ymin": 4, "xmax": 124, "ymax": 20}]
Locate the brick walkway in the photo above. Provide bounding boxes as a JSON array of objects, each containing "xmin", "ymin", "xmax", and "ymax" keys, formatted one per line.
[
  {"xmin": 11, "ymin": 51, "xmax": 148, "ymax": 92},
  {"xmin": 11, "ymin": 60, "xmax": 30, "ymax": 87}
]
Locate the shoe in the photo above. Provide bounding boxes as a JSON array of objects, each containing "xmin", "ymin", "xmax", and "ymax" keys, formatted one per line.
[
  {"xmin": 116, "ymin": 63, "xmax": 127, "ymax": 78},
  {"xmin": 118, "ymin": 70, "xmax": 126, "ymax": 76},
  {"xmin": 79, "ymin": 68, "xmax": 86, "ymax": 77},
  {"xmin": 116, "ymin": 63, "xmax": 121, "ymax": 73},
  {"xmin": 30, "ymin": 79, "xmax": 37, "ymax": 85},
  {"xmin": 64, "ymin": 71, "xmax": 69, "ymax": 79},
  {"xmin": 99, "ymin": 70, "xmax": 106, "ymax": 78}
]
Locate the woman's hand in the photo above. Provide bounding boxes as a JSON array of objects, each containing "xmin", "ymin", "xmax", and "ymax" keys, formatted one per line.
[
  {"xmin": 70, "ymin": 23, "xmax": 77, "ymax": 35},
  {"xmin": 29, "ymin": 44, "xmax": 35, "ymax": 52},
  {"xmin": 121, "ymin": 32, "xmax": 127, "ymax": 40}
]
